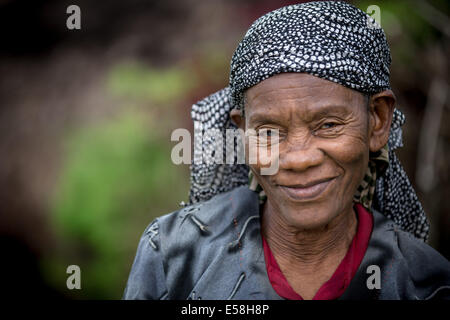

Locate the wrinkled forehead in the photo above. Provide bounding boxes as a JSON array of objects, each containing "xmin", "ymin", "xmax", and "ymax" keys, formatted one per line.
[{"xmin": 243, "ymin": 73, "xmax": 368, "ymax": 111}]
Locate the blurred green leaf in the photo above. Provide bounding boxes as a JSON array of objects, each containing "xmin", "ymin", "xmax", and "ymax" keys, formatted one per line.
[
  {"xmin": 49, "ymin": 110, "xmax": 189, "ymax": 298},
  {"xmin": 107, "ymin": 62, "xmax": 196, "ymax": 104}
]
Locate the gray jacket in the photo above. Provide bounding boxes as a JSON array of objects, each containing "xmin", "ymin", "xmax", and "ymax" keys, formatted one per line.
[{"xmin": 123, "ymin": 186, "xmax": 450, "ymax": 300}]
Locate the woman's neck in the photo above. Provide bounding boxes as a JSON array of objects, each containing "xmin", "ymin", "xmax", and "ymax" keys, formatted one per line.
[{"xmin": 261, "ymin": 200, "xmax": 358, "ymax": 273}]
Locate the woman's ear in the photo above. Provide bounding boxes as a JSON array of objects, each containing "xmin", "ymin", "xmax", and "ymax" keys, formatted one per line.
[
  {"xmin": 368, "ymin": 90, "xmax": 396, "ymax": 152},
  {"xmin": 230, "ymin": 108, "xmax": 245, "ymax": 129}
]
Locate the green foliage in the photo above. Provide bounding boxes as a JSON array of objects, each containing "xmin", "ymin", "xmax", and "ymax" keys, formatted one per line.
[
  {"xmin": 49, "ymin": 111, "xmax": 189, "ymax": 298},
  {"xmin": 107, "ymin": 62, "xmax": 196, "ymax": 104},
  {"xmin": 45, "ymin": 43, "xmax": 232, "ymax": 299}
]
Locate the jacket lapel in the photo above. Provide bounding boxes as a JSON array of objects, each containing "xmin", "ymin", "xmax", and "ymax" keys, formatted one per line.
[{"xmin": 187, "ymin": 189, "xmax": 282, "ymax": 300}]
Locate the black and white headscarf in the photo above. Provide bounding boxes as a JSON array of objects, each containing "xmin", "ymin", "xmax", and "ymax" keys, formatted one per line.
[{"xmin": 189, "ymin": 1, "xmax": 430, "ymax": 241}]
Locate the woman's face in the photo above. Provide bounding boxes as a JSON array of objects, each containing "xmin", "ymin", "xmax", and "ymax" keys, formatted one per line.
[{"xmin": 239, "ymin": 73, "xmax": 372, "ymax": 230}]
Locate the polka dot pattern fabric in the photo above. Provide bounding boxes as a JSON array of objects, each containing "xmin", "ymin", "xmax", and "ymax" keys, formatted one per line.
[
  {"xmin": 230, "ymin": 1, "xmax": 391, "ymax": 109},
  {"xmin": 190, "ymin": 87, "xmax": 249, "ymax": 203},
  {"xmin": 188, "ymin": 1, "xmax": 429, "ymax": 241}
]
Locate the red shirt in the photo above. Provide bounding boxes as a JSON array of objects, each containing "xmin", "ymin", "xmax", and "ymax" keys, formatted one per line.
[{"xmin": 262, "ymin": 203, "xmax": 373, "ymax": 300}]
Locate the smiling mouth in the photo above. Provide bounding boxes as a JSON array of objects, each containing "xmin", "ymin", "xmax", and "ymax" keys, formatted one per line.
[{"xmin": 278, "ymin": 177, "xmax": 336, "ymax": 201}]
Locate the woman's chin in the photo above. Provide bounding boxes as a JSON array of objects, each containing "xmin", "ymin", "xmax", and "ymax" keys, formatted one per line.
[{"xmin": 281, "ymin": 207, "xmax": 339, "ymax": 231}]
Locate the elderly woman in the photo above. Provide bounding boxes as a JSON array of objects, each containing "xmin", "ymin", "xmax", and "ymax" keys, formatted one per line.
[{"xmin": 123, "ymin": 1, "xmax": 450, "ymax": 300}]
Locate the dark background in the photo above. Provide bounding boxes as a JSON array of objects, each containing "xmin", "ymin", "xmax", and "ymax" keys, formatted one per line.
[{"xmin": 0, "ymin": 0, "xmax": 448, "ymax": 299}]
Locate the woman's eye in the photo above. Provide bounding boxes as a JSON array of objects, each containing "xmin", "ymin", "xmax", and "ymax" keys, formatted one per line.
[
  {"xmin": 259, "ymin": 129, "xmax": 274, "ymax": 137},
  {"xmin": 320, "ymin": 122, "xmax": 337, "ymax": 129},
  {"xmin": 256, "ymin": 128, "xmax": 281, "ymax": 143}
]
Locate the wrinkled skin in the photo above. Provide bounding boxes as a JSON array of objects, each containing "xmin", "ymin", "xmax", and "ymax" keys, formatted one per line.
[{"xmin": 231, "ymin": 72, "xmax": 395, "ymax": 299}]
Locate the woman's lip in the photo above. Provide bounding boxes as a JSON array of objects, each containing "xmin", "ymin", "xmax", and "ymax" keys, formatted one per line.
[{"xmin": 278, "ymin": 178, "xmax": 336, "ymax": 201}]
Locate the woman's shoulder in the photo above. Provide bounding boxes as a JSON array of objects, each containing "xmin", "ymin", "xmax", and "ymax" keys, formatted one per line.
[
  {"xmin": 394, "ymin": 226, "xmax": 450, "ymax": 299},
  {"xmin": 155, "ymin": 185, "xmax": 259, "ymax": 243},
  {"xmin": 124, "ymin": 186, "xmax": 261, "ymax": 299},
  {"xmin": 371, "ymin": 209, "xmax": 450, "ymax": 300}
]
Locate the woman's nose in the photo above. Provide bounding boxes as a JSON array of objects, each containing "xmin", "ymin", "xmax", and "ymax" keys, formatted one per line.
[{"xmin": 279, "ymin": 144, "xmax": 324, "ymax": 172}]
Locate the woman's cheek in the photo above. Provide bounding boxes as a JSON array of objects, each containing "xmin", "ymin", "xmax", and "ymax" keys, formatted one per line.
[
  {"xmin": 320, "ymin": 128, "xmax": 369, "ymax": 164},
  {"xmin": 322, "ymin": 135, "xmax": 370, "ymax": 194}
]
